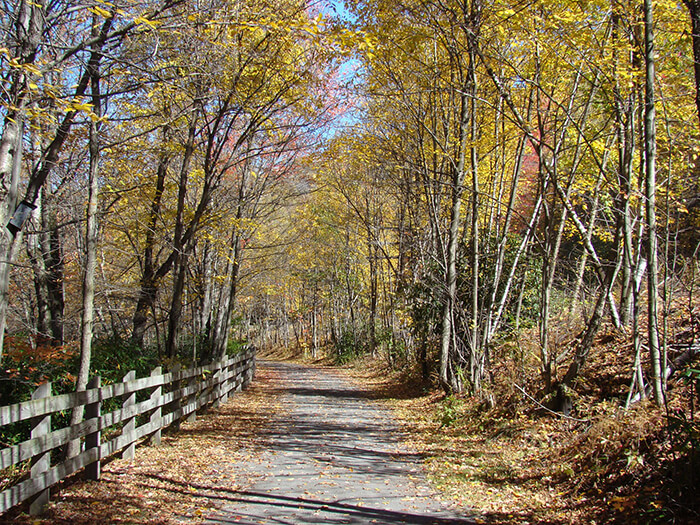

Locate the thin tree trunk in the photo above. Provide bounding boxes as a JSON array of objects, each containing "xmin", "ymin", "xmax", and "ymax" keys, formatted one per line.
[
  {"xmin": 626, "ymin": 256, "xmax": 648, "ymax": 406},
  {"xmin": 483, "ymin": 133, "xmax": 527, "ymax": 344},
  {"xmin": 643, "ymin": 0, "xmax": 664, "ymax": 404},
  {"xmin": 213, "ymin": 233, "xmax": 242, "ymax": 359},
  {"xmin": 212, "ymin": 162, "xmax": 249, "ymax": 359},
  {"xmin": 130, "ymin": 130, "xmax": 169, "ymax": 347},
  {"xmin": 199, "ymin": 241, "xmax": 214, "ymax": 340},
  {"xmin": 367, "ymin": 208, "xmax": 378, "ymax": 357},
  {"xmin": 164, "ymin": 117, "xmax": 197, "ymax": 359},
  {"xmin": 468, "ymin": 49, "xmax": 482, "ymax": 391},
  {"xmin": 43, "ymin": 202, "xmax": 64, "ymax": 345},
  {"xmin": 312, "ymin": 299, "xmax": 318, "ymax": 358},
  {"xmin": 683, "ymin": 0, "xmax": 700, "ymax": 128},
  {"xmin": 211, "ymin": 242, "xmax": 234, "ymax": 356},
  {"xmin": 571, "ymin": 170, "xmax": 605, "ymax": 306},
  {"xmin": 561, "ymin": 272, "xmax": 614, "ymax": 386},
  {"xmin": 66, "ymin": 37, "xmax": 102, "ymax": 457},
  {"xmin": 611, "ymin": 10, "xmax": 639, "ymax": 327}
]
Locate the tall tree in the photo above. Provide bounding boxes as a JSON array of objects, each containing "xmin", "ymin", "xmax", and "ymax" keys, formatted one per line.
[{"xmin": 643, "ymin": 0, "xmax": 663, "ymax": 403}]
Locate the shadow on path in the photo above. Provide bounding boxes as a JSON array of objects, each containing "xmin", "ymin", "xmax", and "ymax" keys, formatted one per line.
[
  {"xmin": 137, "ymin": 474, "xmax": 475, "ymax": 524},
  {"xmin": 205, "ymin": 361, "xmax": 477, "ymax": 524}
]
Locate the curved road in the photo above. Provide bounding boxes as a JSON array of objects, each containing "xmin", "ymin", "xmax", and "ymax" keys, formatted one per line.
[{"xmin": 205, "ymin": 361, "xmax": 476, "ymax": 525}]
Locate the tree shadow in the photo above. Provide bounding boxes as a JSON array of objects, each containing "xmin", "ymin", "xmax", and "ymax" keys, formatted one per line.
[
  {"xmin": 139, "ymin": 474, "xmax": 480, "ymax": 524},
  {"xmin": 262, "ymin": 360, "xmax": 429, "ymax": 401},
  {"xmin": 252, "ymin": 363, "xmax": 428, "ymax": 478}
]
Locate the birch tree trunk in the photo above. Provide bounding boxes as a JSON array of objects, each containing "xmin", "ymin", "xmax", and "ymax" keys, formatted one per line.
[
  {"xmin": 0, "ymin": 0, "xmax": 46, "ymax": 362},
  {"xmin": 643, "ymin": 0, "xmax": 664, "ymax": 404}
]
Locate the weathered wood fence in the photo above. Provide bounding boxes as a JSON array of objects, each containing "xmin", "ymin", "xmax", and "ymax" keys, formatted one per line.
[{"xmin": 0, "ymin": 348, "xmax": 256, "ymax": 515}]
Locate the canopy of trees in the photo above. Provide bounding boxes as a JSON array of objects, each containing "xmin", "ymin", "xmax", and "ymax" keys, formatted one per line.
[
  {"xmin": 242, "ymin": 0, "xmax": 699, "ymax": 409},
  {"xmin": 1, "ymin": 0, "xmax": 698, "ymax": 415}
]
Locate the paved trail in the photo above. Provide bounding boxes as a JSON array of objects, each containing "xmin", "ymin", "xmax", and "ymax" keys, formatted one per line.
[{"xmin": 205, "ymin": 361, "xmax": 475, "ymax": 525}]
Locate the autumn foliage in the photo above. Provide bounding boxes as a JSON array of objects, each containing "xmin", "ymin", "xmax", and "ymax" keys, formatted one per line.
[{"xmin": 1, "ymin": 0, "xmax": 700, "ymax": 521}]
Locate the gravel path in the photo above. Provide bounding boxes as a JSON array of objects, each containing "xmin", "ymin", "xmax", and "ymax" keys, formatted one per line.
[{"xmin": 205, "ymin": 361, "xmax": 476, "ymax": 525}]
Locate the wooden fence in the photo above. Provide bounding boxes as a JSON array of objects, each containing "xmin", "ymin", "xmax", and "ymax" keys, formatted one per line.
[{"xmin": 0, "ymin": 348, "xmax": 256, "ymax": 515}]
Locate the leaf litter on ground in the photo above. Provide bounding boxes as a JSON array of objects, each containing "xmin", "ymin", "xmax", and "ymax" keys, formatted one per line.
[
  {"xmin": 5, "ymin": 345, "xmax": 699, "ymax": 524},
  {"xmin": 2, "ymin": 365, "xmax": 283, "ymax": 525},
  {"xmin": 339, "ymin": 352, "xmax": 700, "ymax": 525}
]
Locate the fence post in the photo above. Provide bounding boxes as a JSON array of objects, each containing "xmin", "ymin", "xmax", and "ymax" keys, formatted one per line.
[
  {"xmin": 29, "ymin": 382, "xmax": 51, "ymax": 515},
  {"xmin": 212, "ymin": 363, "xmax": 222, "ymax": 408},
  {"xmin": 186, "ymin": 372, "xmax": 198, "ymax": 423},
  {"xmin": 220, "ymin": 358, "xmax": 231, "ymax": 403},
  {"xmin": 225, "ymin": 359, "xmax": 231, "ymax": 398},
  {"xmin": 170, "ymin": 364, "xmax": 182, "ymax": 431},
  {"xmin": 240, "ymin": 350, "xmax": 252, "ymax": 390},
  {"xmin": 122, "ymin": 370, "xmax": 136, "ymax": 460},
  {"xmin": 246, "ymin": 350, "xmax": 256, "ymax": 387},
  {"xmin": 85, "ymin": 376, "xmax": 101, "ymax": 480},
  {"xmin": 149, "ymin": 367, "xmax": 162, "ymax": 446}
]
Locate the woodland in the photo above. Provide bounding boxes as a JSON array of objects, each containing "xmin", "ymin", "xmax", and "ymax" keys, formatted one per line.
[{"xmin": 1, "ymin": 0, "xmax": 700, "ymax": 521}]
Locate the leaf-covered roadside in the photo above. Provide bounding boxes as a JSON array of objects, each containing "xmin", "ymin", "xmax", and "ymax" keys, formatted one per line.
[
  {"xmin": 2, "ymin": 366, "xmax": 282, "ymax": 525},
  {"xmin": 342, "ymin": 356, "xmax": 700, "ymax": 525}
]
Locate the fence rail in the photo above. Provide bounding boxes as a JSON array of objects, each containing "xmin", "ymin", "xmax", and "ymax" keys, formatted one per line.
[{"xmin": 0, "ymin": 348, "xmax": 256, "ymax": 515}]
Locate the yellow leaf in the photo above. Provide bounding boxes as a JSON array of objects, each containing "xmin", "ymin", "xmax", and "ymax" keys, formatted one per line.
[
  {"xmin": 71, "ymin": 101, "xmax": 94, "ymax": 112},
  {"xmin": 88, "ymin": 6, "xmax": 112, "ymax": 18}
]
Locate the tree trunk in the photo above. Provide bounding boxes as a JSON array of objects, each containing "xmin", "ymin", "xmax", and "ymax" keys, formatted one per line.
[
  {"xmin": 0, "ymin": 0, "xmax": 46, "ymax": 362},
  {"xmin": 562, "ymin": 223, "xmax": 623, "ymax": 387},
  {"xmin": 644, "ymin": 0, "xmax": 664, "ymax": 404},
  {"xmin": 468, "ymin": 49, "xmax": 482, "ymax": 392},
  {"xmin": 67, "ymin": 39, "xmax": 102, "ymax": 458},
  {"xmin": 366, "ymin": 210, "xmax": 378, "ymax": 357},
  {"xmin": 683, "ymin": 0, "xmax": 700, "ymax": 129},
  {"xmin": 312, "ymin": 299, "xmax": 318, "ymax": 358},
  {"xmin": 131, "ymin": 283, "xmax": 158, "ymax": 348},
  {"xmin": 198, "ymin": 241, "xmax": 214, "ymax": 341},
  {"xmin": 211, "ymin": 244, "xmax": 233, "ymax": 358},
  {"xmin": 213, "ymin": 233, "xmax": 242, "ymax": 359},
  {"xmin": 571, "ymin": 170, "xmax": 604, "ymax": 307},
  {"xmin": 439, "ymin": 89, "xmax": 469, "ymax": 394},
  {"xmin": 165, "ymin": 250, "xmax": 189, "ymax": 359},
  {"xmin": 212, "ymin": 164, "xmax": 249, "ymax": 359},
  {"xmin": 130, "ymin": 128, "xmax": 169, "ymax": 348},
  {"xmin": 0, "ymin": 118, "xmax": 24, "ymax": 362},
  {"xmin": 43, "ymin": 202, "xmax": 64, "ymax": 345},
  {"xmin": 164, "ymin": 115, "xmax": 197, "ymax": 359},
  {"xmin": 611, "ymin": 11, "xmax": 639, "ymax": 327}
]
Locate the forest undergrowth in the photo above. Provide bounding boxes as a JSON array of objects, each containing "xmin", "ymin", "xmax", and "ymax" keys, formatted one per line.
[{"xmin": 335, "ymin": 325, "xmax": 700, "ymax": 525}]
